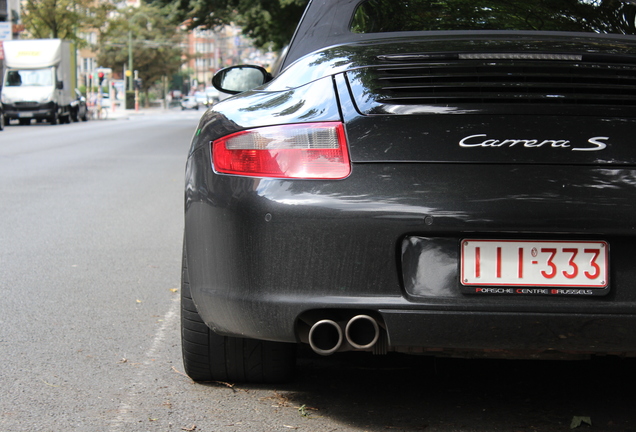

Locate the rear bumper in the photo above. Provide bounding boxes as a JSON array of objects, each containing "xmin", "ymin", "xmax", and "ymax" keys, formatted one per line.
[
  {"xmin": 185, "ymin": 147, "xmax": 636, "ymax": 355},
  {"xmin": 184, "ymin": 279, "xmax": 636, "ymax": 354}
]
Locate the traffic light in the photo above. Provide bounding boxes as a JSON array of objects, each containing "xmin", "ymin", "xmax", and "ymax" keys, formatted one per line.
[
  {"xmin": 134, "ymin": 78, "xmax": 142, "ymax": 90},
  {"xmin": 98, "ymin": 71, "xmax": 104, "ymax": 85}
]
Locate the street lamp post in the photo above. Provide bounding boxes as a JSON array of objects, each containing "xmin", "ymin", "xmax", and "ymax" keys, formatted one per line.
[
  {"xmin": 128, "ymin": 31, "xmax": 134, "ymax": 92},
  {"xmin": 134, "ymin": 70, "xmax": 139, "ymax": 112}
]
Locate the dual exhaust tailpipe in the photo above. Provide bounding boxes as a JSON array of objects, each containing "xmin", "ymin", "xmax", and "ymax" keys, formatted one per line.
[{"xmin": 306, "ymin": 315, "xmax": 381, "ymax": 356}]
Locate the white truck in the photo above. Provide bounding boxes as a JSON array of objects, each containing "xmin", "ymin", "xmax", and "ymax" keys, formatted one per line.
[{"xmin": 1, "ymin": 39, "xmax": 76, "ymax": 125}]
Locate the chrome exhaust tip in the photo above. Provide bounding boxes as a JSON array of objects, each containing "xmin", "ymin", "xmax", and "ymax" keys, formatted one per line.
[
  {"xmin": 308, "ymin": 319, "xmax": 343, "ymax": 356},
  {"xmin": 345, "ymin": 315, "xmax": 380, "ymax": 350}
]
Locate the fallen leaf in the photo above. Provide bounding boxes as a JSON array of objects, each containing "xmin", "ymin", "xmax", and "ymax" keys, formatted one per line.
[
  {"xmin": 297, "ymin": 404, "xmax": 318, "ymax": 417},
  {"xmin": 181, "ymin": 425, "xmax": 196, "ymax": 431},
  {"xmin": 570, "ymin": 416, "xmax": 592, "ymax": 429},
  {"xmin": 260, "ymin": 391, "xmax": 290, "ymax": 407},
  {"xmin": 171, "ymin": 366, "xmax": 189, "ymax": 379},
  {"xmin": 170, "ymin": 288, "xmax": 179, "ymax": 293}
]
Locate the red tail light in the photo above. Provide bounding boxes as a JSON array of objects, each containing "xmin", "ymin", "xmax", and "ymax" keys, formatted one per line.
[{"xmin": 212, "ymin": 122, "xmax": 350, "ymax": 179}]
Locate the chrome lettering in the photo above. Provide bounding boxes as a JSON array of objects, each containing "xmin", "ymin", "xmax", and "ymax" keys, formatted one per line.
[
  {"xmin": 460, "ymin": 134, "xmax": 607, "ymax": 151},
  {"xmin": 572, "ymin": 136, "xmax": 608, "ymax": 152},
  {"xmin": 543, "ymin": 140, "xmax": 571, "ymax": 148},
  {"xmin": 500, "ymin": 139, "xmax": 525, "ymax": 147},
  {"xmin": 459, "ymin": 134, "xmax": 488, "ymax": 147}
]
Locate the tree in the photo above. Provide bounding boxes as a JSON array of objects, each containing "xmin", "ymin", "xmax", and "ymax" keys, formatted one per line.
[
  {"xmin": 153, "ymin": 0, "xmax": 308, "ymax": 50},
  {"xmin": 22, "ymin": 0, "xmax": 114, "ymax": 47},
  {"xmin": 97, "ymin": 4, "xmax": 185, "ymax": 106},
  {"xmin": 350, "ymin": 0, "xmax": 636, "ymax": 35}
]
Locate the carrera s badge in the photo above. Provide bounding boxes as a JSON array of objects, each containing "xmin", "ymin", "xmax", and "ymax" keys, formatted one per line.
[{"xmin": 459, "ymin": 134, "xmax": 608, "ymax": 151}]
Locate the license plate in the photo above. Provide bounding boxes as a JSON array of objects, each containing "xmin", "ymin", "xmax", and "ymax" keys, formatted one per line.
[
  {"xmin": 461, "ymin": 240, "xmax": 608, "ymax": 288},
  {"xmin": 18, "ymin": 112, "xmax": 33, "ymax": 118}
]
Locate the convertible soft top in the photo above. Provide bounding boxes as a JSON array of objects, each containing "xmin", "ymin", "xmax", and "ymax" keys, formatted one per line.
[{"xmin": 282, "ymin": 0, "xmax": 636, "ymax": 69}]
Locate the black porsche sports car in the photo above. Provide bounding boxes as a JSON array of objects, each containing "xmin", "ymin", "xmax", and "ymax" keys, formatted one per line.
[{"xmin": 182, "ymin": 0, "xmax": 636, "ymax": 383}]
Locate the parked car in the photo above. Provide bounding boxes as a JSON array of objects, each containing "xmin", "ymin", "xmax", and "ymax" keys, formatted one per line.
[
  {"xmin": 180, "ymin": 96, "xmax": 199, "ymax": 110},
  {"xmin": 204, "ymin": 86, "xmax": 220, "ymax": 104},
  {"xmin": 70, "ymin": 89, "xmax": 88, "ymax": 122},
  {"xmin": 182, "ymin": 0, "xmax": 636, "ymax": 384},
  {"xmin": 193, "ymin": 91, "xmax": 209, "ymax": 107}
]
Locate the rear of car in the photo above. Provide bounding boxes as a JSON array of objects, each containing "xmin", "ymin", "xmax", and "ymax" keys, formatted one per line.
[
  {"xmin": 205, "ymin": 86, "xmax": 220, "ymax": 104},
  {"xmin": 183, "ymin": 0, "xmax": 636, "ymax": 383},
  {"xmin": 70, "ymin": 89, "xmax": 88, "ymax": 122},
  {"xmin": 180, "ymin": 96, "xmax": 199, "ymax": 110},
  {"xmin": 193, "ymin": 91, "xmax": 208, "ymax": 107}
]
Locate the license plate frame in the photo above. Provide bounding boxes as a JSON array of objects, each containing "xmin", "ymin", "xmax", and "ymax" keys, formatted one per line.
[
  {"xmin": 18, "ymin": 112, "xmax": 34, "ymax": 118},
  {"xmin": 460, "ymin": 239, "xmax": 609, "ymax": 296}
]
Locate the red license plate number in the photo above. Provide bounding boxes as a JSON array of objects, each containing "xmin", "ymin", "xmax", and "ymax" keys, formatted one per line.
[{"xmin": 461, "ymin": 240, "xmax": 608, "ymax": 288}]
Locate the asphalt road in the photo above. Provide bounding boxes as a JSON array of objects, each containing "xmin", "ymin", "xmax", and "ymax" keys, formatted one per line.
[{"xmin": 1, "ymin": 111, "xmax": 635, "ymax": 432}]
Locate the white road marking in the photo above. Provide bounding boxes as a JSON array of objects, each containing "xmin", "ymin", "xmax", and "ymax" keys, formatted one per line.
[{"xmin": 108, "ymin": 297, "xmax": 180, "ymax": 430}]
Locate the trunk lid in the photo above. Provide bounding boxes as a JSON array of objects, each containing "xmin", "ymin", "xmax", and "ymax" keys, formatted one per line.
[{"xmin": 330, "ymin": 35, "xmax": 636, "ymax": 164}]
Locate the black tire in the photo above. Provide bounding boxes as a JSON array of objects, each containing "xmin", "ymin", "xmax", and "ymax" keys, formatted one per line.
[
  {"xmin": 181, "ymin": 241, "xmax": 296, "ymax": 383},
  {"xmin": 0, "ymin": 113, "xmax": 4, "ymax": 130},
  {"xmin": 50, "ymin": 111, "xmax": 59, "ymax": 125}
]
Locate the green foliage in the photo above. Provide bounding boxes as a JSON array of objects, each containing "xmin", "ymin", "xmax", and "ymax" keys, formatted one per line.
[
  {"xmin": 97, "ymin": 4, "xmax": 185, "ymax": 101},
  {"xmin": 21, "ymin": 0, "xmax": 114, "ymax": 47},
  {"xmin": 172, "ymin": 69, "xmax": 193, "ymax": 94},
  {"xmin": 151, "ymin": 0, "xmax": 309, "ymax": 50},
  {"xmin": 350, "ymin": 0, "xmax": 636, "ymax": 35}
]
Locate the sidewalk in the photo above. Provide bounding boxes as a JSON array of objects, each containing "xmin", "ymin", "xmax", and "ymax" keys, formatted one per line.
[{"xmin": 104, "ymin": 105, "xmax": 171, "ymax": 120}]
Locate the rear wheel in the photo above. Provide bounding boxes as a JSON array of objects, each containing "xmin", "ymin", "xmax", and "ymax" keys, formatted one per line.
[{"xmin": 181, "ymin": 241, "xmax": 296, "ymax": 383}]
